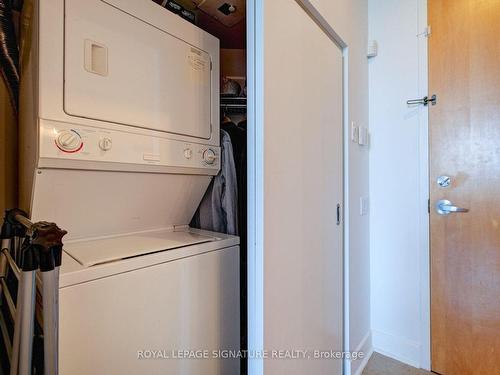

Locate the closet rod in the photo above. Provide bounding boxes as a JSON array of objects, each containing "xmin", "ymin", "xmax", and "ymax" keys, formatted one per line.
[{"xmin": 221, "ymin": 104, "xmax": 247, "ymax": 108}]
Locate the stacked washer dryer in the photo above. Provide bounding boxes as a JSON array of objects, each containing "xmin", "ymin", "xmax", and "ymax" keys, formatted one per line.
[{"xmin": 19, "ymin": 0, "xmax": 240, "ymax": 374}]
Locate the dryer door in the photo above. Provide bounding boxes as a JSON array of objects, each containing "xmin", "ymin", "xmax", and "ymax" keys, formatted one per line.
[{"xmin": 64, "ymin": 0, "xmax": 214, "ymax": 140}]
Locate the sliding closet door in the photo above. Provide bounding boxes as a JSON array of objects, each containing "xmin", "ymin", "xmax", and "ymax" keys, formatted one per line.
[{"xmin": 251, "ymin": 0, "xmax": 344, "ymax": 373}]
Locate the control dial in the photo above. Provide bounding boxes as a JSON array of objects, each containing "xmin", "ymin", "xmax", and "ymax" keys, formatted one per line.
[
  {"xmin": 55, "ymin": 130, "xmax": 83, "ymax": 153},
  {"xmin": 99, "ymin": 137, "xmax": 113, "ymax": 151},
  {"xmin": 203, "ymin": 149, "xmax": 217, "ymax": 165}
]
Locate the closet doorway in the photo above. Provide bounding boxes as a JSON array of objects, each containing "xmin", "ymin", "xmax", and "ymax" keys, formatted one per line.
[{"xmin": 152, "ymin": 1, "xmax": 249, "ymax": 373}]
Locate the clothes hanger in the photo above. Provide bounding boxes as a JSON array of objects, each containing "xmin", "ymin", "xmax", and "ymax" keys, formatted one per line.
[{"xmin": 222, "ymin": 106, "xmax": 233, "ymax": 124}]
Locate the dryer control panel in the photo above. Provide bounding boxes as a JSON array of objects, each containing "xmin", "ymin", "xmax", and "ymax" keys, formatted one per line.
[{"xmin": 38, "ymin": 120, "xmax": 221, "ymax": 175}]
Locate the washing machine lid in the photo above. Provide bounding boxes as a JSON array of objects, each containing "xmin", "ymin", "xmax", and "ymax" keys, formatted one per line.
[
  {"xmin": 64, "ymin": 229, "xmax": 218, "ymax": 267},
  {"xmin": 59, "ymin": 228, "xmax": 239, "ymax": 287}
]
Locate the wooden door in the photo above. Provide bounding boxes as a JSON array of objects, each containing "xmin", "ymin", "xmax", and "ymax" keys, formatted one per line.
[
  {"xmin": 429, "ymin": 1, "xmax": 500, "ymax": 374},
  {"xmin": 256, "ymin": 0, "xmax": 345, "ymax": 373}
]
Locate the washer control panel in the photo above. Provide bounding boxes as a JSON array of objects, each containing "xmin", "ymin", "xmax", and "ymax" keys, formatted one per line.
[{"xmin": 39, "ymin": 121, "xmax": 221, "ymax": 173}]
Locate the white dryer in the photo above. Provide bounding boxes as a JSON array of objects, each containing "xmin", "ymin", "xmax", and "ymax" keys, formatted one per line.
[{"xmin": 19, "ymin": 0, "xmax": 239, "ymax": 374}]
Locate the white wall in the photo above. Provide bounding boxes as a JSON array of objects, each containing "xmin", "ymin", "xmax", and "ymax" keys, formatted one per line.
[
  {"xmin": 307, "ymin": 1, "xmax": 371, "ymax": 374},
  {"xmin": 368, "ymin": 0, "xmax": 430, "ymax": 369}
]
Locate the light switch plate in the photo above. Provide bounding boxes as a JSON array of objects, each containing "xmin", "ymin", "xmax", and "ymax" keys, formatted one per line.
[
  {"xmin": 367, "ymin": 40, "xmax": 378, "ymax": 58},
  {"xmin": 358, "ymin": 126, "xmax": 369, "ymax": 146},
  {"xmin": 351, "ymin": 122, "xmax": 359, "ymax": 143},
  {"xmin": 360, "ymin": 196, "xmax": 369, "ymax": 216}
]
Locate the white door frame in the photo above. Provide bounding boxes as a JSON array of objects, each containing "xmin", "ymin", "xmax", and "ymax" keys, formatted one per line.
[
  {"xmin": 246, "ymin": 1, "xmax": 350, "ymax": 373},
  {"xmin": 417, "ymin": 0, "xmax": 431, "ymax": 370},
  {"xmin": 246, "ymin": 1, "xmax": 264, "ymax": 373}
]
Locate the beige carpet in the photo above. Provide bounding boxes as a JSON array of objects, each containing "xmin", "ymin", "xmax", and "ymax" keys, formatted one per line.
[{"xmin": 363, "ymin": 353, "xmax": 435, "ymax": 375}]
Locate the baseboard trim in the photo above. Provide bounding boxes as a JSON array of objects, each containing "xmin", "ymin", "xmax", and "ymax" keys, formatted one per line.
[
  {"xmin": 351, "ymin": 331, "xmax": 373, "ymax": 375},
  {"xmin": 372, "ymin": 329, "xmax": 420, "ymax": 368}
]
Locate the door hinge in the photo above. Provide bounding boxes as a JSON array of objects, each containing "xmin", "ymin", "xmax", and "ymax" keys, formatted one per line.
[
  {"xmin": 428, "ymin": 199, "xmax": 430, "ymax": 214},
  {"xmin": 425, "ymin": 25, "xmax": 431, "ymax": 37}
]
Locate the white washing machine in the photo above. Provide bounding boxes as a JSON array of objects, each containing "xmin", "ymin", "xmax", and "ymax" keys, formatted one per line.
[
  {"xmin": 59, "ymin": 227, "xmax": 240, "ymax": 375},
  {"xmin": 19, "ymin": 0, "xmax": 240, "ymax": 373}
]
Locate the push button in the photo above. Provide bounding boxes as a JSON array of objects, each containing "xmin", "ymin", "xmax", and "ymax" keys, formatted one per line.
[{"xmin": 184, "ymin": 148, "xmax": 193, "ymax": 159}]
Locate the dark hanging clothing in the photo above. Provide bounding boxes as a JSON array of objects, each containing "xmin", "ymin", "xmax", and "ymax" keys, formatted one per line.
[
  {"xmin": 222, "ymin": 120, "xmax": 247, "ymax": 359},
  {"xmin": 222, "ymin": 121, "xmax": 247, "ymax": 244},
  {"xmin": 191, "ymin": 129, "xmax": 238, "ymax": 235}
]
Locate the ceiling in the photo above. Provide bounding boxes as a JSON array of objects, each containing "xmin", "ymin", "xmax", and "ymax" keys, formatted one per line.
[{"xmin": 152, "ymin": 0, "xmax": 246, "ymax": 49}]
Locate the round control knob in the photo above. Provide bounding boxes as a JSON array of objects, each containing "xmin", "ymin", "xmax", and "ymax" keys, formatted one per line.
[
  {"xmin": 99, "ymin": 137, "xmax": 113, "ymax": 151},
  {"xmin": 203, "ymin": 149, "xmax": 217, "ymax": 165},
  {"xmin": 55, "ymin": 130, "xmax": 82, "ymax": 152},
  {"xmin": 184, "ymin": 148, "xmax": 193, "ymax": 159}
]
